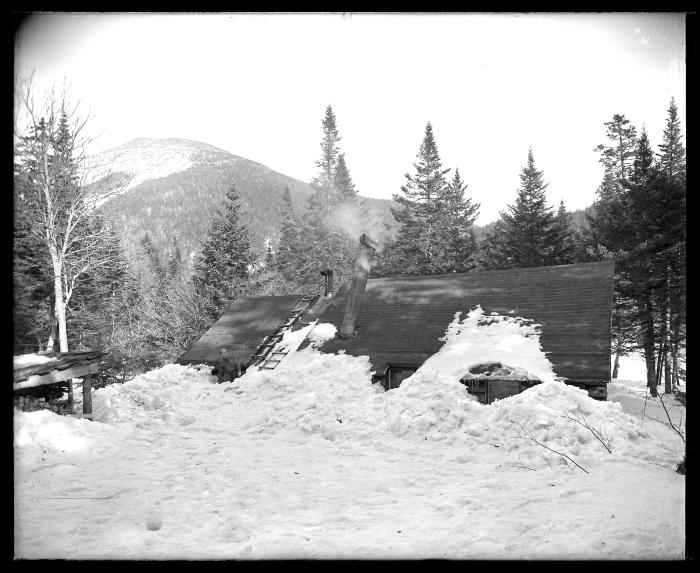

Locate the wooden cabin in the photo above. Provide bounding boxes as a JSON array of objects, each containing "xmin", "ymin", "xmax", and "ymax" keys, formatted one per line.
[
  {"xmin": 177, "ymin": 237, "xmax": 613, "ymax": 400},
  {"xmin": 314, "ymin": 260, "xmax": 614, "ymax": 400}
]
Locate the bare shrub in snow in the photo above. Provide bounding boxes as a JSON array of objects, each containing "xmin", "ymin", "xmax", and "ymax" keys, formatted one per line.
[
  {"xmin": 512, "ymin": 420, "xmax": 589, "ymax": 475},
  {"xmin": 562, "ymin": 413, "xmax": 612, "ymax": 453}
]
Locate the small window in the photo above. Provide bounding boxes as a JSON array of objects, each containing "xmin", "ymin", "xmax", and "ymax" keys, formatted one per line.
[{"xmin": 385, "ymin": 366, "xmax": 417, "ymax": 390}]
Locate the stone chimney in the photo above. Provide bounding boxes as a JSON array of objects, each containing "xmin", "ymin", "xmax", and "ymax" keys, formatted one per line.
[{"xmin": 338, "ymin": 233, "xmax": 379, "ymax": 339}]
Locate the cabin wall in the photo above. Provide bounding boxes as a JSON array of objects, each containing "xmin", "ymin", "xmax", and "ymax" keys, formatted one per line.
[{"xmin": 379, "ymin": 366, "xmax": 607, "ymax": 401}]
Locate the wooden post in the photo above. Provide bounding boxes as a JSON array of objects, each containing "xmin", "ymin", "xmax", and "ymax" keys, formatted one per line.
[
  {"xmin": 67, "ymin": 379, "xmax": 74, "ymax": 413},
  {"xmin": 82, "ymin": 373, "xmax": 92, "ymax": 415}
]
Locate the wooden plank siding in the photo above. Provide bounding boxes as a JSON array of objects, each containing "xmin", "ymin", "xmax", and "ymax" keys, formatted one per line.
[{"xmin": 316, "ymin": 261, "xmax": 614, "ymax": 385}]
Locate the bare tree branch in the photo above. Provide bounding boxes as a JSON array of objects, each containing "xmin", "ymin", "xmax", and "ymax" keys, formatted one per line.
[
  {"xmin": 562, "ymin": 413, "xmax": 612, "ymax": 453},
  {"xmin": 513, "ymin": 420, "xmax": 589, "ymax": 475}
]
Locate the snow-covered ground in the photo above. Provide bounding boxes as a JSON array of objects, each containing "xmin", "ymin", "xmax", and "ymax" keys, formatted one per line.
[{"xmin": 14, "ymin": 310, "xmax": 685, "ymax": 559}]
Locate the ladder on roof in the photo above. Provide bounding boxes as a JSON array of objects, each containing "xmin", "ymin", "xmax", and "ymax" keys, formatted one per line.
[{"xmin": 250, "ymin": 295, "xmax": 315, "ymax": 370}]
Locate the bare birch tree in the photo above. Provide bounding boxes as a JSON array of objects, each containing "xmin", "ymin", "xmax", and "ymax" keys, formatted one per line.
[{"xmin": 14, "ymin": 76, "xmax": 128, "ymax": 352}]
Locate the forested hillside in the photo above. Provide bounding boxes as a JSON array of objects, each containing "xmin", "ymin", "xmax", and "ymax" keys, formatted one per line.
[{"xmin": 95, "ymin": 138, "xmax": 397, "ymax": 265}]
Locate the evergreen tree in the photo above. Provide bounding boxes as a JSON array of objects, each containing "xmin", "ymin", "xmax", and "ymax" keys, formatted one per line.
[
  {"xmin": 276, "ymin": 187, "xmax": 305, "ymax": 286},
  {"xmin": 480, "ymin": 148, "xmax": 560, "ymax": 269},
  {"xmin": 632, "ymin": 126, "xmax": 655, "ymax": 185},
  {"xmin": 290, "ymin": 106, "xmax": 358, "ymax": 290},
  {"xmin": 13, "ymin": 190, "xmax": 54, "ymax": 352},
  {"xmin": 389, "ymin": 122, "xmax": 453, "ymax": 275},
  {"xmin": 140, "ymin": 232, "xmax": 167, "ymax": 298},
  {"xmin": 550, "ymin": 200, "xmax": 577, "ymax": 265},
  {"xmin": 443, "ymin": 168, "xmax": 480, "ymax": 271},
  {"xmin": 333, "ymin": 153, "xmax": 358, "ymax": 202},
  {"xmin": 594, "ymin": 114, "xmax": 637, "ymax": 181},
  {"xmin": 657, "ymin": 98, "xmax": 686, "ymax": 182},
  {"xmin": 265, "ymin": 242, "xmax": 274, "ymax": 268},
  {"xmin": 311, "ymin": 104, "xmax": 341, "ymax": 208},
  {"xmin": 167, "ymin": 235, "xmax": 183, "ymax": 279},
  {"xmin": 590, "ymin": 109, "xmax": 686, "ymax": 396},
  {"xmin": 192, "ymin": 184, "xmax": 253, "ymax": 319}
]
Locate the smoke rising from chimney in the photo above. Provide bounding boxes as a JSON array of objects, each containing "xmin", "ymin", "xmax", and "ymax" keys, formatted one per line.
[{"xmin": 325, "ymin": 200, "xmax": 395, "ymax": 253}]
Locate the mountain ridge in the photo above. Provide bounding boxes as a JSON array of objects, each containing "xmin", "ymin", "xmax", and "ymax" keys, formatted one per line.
[{"xmin": 92, "ymin": 137, "xmax": 397, "ymax": 267}]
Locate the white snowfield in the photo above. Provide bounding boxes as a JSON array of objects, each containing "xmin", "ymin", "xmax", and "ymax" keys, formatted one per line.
[
  {"xmin": 82, "ymin": 138, "xmax": 227, "ymax": 197},
  {"xmin": 14, "ymin": 308, "xmax": 685, "ymax": 559}
]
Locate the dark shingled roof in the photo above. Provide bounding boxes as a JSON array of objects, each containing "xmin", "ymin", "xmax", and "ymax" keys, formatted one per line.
[
  {"xmin": 315, "ymin": 261, "xmax": 614, "ymax": 383},
  {"xmin": 177, "ymin": 295, "xmax": 309, "ymax": 366}
]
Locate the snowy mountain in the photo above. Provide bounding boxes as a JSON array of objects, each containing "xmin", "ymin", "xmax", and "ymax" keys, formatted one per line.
[
  {"xmin": 89, "ymin": 138, "xmax": 396, "ymax": 263},
  {"xmin": 84, "ymin": 138, "xmax": 232, "ymax": 196}
]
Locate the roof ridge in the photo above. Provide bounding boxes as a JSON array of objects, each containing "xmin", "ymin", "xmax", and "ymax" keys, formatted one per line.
[{"xmin": 368, "ymin": 260, "xmax": 613, "ymax": 283}]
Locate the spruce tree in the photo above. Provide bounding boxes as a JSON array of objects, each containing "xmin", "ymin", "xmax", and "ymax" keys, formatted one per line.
[
  {"xmin": 13, "ymin": 191, "xmax": 54, "ymax": 352},
  {"xmin": 276, "ymin": 187, "xmax": 304, "ymax": 284},
  {"xmin": 443, "ymin": 168, "xmax": 480, "ymax": 272},
  {"xmin": 140, "ymin": 233, "xmax": 167, "ymax": 297},
  {"xmin": 656, "ymin": 99, "xmax": 686, "ymax": 390},
  {"xmin": 193, "ymin": 184, "xmax": 253, "ymax": 319},
  {"xmin": 481, "ymin": 148, "xmax": 559, "ymax": 269},
  {"xmin": 390, "ymin": 122, "xmax": 452, "ymax": 275},
  {"xmin": 333, "ymin": 153, "xmax": 358, "ymax": 202},
  {"xmin": 632, "ymin": 127, "xmax": 655, "ymax": 185},
  {"xmin": 590, "ymin": 110, "xmax": 686, "ymax": 396},
  {"xmin": 550, "ymin": 200, "xmax": 577, "ymax": 265},
  {"xmin": 658, "ymin": 98, "xmax": 686, "ymax": 182},
  {"xmin": 265, "ymin": 242, "xmax": 274, "ymax": 268},
  {"xmin": 292, "ymin": 106, "xmax": 358, "ymax": 290},
  {"xmin": 167, "ymin": 235, "xmax": 183, "ymax": 279},
  {"xmin": 311, "ymin": 104, "xmax": 341, "ymax": 208},
  {"xmin": 594, "ymin": 114, "xmax": 637, "ymax": 181}
]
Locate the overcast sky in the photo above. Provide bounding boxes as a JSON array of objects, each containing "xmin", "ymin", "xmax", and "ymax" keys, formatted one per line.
[{"xmin": 15, "ymin": 12, "xmax": 686, "ymax": 224}]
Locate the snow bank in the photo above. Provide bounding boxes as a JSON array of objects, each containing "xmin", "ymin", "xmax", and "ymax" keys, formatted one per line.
[
  {"xmin": 91, "ymin": 363, "xmax": 218, "ymax": 426},
  {"xmin": 233, "ymin": 308, "xmax": 674, "ymax": 467},
  {"xmin": 82, "ymin": 308, "xmax": 679, "ymax": 471}
]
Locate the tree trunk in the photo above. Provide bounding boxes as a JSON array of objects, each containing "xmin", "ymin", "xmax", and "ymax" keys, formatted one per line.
[
  {"xmin": 672, "ymin": 347, "xmax": 679, "ymax": 389},
  {"xmin": 642, "ymin": 295, "xmax": 657, "ymax": 397},
  {"xmin": 664, "ymin": 263, "xmax": 673, "ymax": 394},
  {"xmin": 46, "ymin": 319, "xmax": 57, "ymax": 351},
  {"xmin": 52, "ymin": 265, "xmax": 69, "ymax": 353},
  {"xmin": 612, "ymin": 345, "xmax": 621, "ymax": 379}
]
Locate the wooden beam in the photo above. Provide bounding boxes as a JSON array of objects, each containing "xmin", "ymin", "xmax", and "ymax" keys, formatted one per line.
[
  {"xmin": 13, "ymin": 362, "xmax": 100, "ymax": 391},
  {"xmin": 67, "ymin": 379, "xmax": 74, "ymax": 412},
  {"xmin": 82, "ymin": 373, "xmax": 92, "ymax": 415}
]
